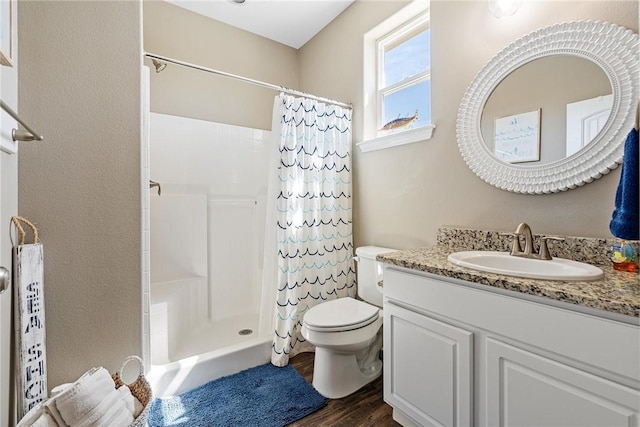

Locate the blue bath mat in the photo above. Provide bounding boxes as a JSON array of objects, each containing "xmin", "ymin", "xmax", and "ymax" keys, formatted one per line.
[{"xmin": 148, "ymin": 363, "xmax": 326, "ymax": 426}]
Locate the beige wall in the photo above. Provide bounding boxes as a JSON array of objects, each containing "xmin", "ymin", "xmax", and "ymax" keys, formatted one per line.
[
  {"xmin": 300, "ymin": 0, "xmax": 638, "ymax": 249},
  {"xmin": 18, "ymin": 1, "xmax": 142, "ymax": 387},
  {"xmin": 144, "ymin": 1, "xmax": 299, "ymax": 130}
]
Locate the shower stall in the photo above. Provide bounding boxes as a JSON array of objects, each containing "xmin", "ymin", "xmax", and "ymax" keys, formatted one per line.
[
  {"xmin": 146, "ymin": 112, "xmax": 275, "ymax": 397},
  {"xmin": 142, "ymin": 52, "xmax": 353, "ymax": 397}
]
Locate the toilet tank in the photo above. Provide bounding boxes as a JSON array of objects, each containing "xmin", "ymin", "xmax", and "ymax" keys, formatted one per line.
[{"xmin": 355, "ymin": 246, "xmax": 396, "ymax": 307}]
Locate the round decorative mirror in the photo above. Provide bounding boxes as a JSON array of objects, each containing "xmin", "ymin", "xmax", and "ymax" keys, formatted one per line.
[{"xmin": 456, "ymin": 21, "xmax": 639, "ymax": 194}]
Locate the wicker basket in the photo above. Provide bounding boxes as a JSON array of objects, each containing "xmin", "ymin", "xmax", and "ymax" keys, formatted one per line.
[{"xmin": 111, "ymin": 355, "xmax": 153, "ymax": 427}]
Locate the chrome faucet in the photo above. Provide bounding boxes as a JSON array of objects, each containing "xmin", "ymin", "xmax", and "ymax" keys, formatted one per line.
[{"xmin": 502, "ymin": 223, "xmax": 564, "ymax": 260}]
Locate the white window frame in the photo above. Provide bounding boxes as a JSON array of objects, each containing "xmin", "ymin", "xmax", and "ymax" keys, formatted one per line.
[
  {"xmin": 377, "ymin": 14, "xmax": 430, "ymax": 133},
  {"xmin": 359, "ymin": 1, "xmax": 434, "ymax": 153}
]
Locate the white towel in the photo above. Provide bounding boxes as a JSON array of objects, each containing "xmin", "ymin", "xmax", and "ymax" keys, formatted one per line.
[
  {"xmin": 53, "ymin": 367, "xmax": 97, "ymax": 397},
  {"xmin": 43, "ymin": 368, "xmax": 103, "ymax": 426},
  {"xmin": 99, "ymin": 407, "xmax": 134, "ymax": 427},
  {"xmin": 81, "ymin": 392, "xmax": 133, "ymax": 427},
  {"xmin": 116, "ymin": 384, "xmax": 144, "ymax": 418},
  {"xmin": 22, "ymin": 366, "xmax": 143, "ymax": 427},
  {"xmin": 116, "ymin": 385, "xmax": 134, "ymax": 415},
  {"xmin": 17, "ymin": 401, "xmax": 58, "ymax": 427},
  {"xmin": 133, "ymin": 395, "xmax": 144, "ymax": 418},
  {"xmin": 54, "ymin": 367, "xmax": 116, "ymax": 425},
  {"xmin": 73, "ymin": 388, "xmax": 120, "ymax": 427},
  {"xmin": 31, "ymin": 412, "xmax": 58, "ymax": 427},
  {"xmin": 50, "ymin": 382, "xmax": 73, "ymax": 397},
  {"xmin": 43, "ymin": 399, "xmax": 67, "ymax": 427}
]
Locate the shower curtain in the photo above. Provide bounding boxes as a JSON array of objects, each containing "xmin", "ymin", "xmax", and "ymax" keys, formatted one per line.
[{"xmin": 266, "ymin": 93, "xmax": 355, "ymax": 367}]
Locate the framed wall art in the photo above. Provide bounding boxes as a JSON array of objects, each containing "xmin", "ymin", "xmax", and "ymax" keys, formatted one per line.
[{"xmin": 494, "ymin": 109, "xmax": 541, "ymax": 163}]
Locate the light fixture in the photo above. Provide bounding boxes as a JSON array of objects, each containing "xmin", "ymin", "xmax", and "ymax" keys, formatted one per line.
[
  {"xmin": 228, "ymin": 0, "xmax": 246, "ymax": 4},
  {"xmin": 488, "ymin": 0, "xmax": 522, "ymax": 18}
]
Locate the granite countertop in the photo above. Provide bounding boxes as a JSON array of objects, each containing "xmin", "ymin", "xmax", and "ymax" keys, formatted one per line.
[{"xmin": 377, "ymin": 245, "xmax": 639, "ymax": 318}]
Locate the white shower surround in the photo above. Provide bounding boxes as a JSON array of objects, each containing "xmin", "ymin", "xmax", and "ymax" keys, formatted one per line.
[{"xmin": 146, "ymin": 113, "xmax": 275, "ymax": 396}]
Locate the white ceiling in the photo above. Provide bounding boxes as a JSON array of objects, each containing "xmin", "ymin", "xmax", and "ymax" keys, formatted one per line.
[{"xmin": 166, "ymin": 0, "xmax": 355, "ymax": 49}]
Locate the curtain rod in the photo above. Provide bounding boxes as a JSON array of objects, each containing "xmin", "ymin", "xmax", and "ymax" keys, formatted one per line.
[
  {"xmin": 144, "ymin": 52, "xmax": 352, "ymax": 110},
  {"xmin": 0, "ymin": 100, "xmax": 44, "ymax": 142}
]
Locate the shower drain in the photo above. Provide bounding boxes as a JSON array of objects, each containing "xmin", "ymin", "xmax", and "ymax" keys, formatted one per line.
[{"xmin": 238, "ymin": 328, "xmax": 253, "ymax": 336}]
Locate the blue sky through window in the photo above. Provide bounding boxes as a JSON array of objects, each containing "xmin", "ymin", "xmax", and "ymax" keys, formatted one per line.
[
  {"xmin": 384, "ymin": 29, "xmax": 431, "ymax": 87},
  {"xmin": 383, "ymin": 80, "xmax": 431, "ymax": 129},
  {"xmin": 380, "ymin": 27, "xmax": 431, "ymax": 130}
]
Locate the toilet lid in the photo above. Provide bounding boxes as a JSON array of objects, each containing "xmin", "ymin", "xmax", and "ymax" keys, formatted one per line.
[{"xmin": 303, "ymin": 297, "xmax": 380, "ymax": 332}]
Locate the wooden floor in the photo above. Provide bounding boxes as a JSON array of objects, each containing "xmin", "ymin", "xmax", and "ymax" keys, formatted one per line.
[{"xmin": 288, "ymin": 352, "xmax": 400, "ymax": 427}]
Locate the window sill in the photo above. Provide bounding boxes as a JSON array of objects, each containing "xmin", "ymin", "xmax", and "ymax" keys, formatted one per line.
[{"xmin": 356, "ymin": 125, "xmax": 435, "ymax": 153}]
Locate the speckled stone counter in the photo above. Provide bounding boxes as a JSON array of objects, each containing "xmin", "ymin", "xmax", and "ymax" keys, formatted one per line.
[{"xmin": 377, "ymin": 227, "xmax": 640, "ymax": 318}]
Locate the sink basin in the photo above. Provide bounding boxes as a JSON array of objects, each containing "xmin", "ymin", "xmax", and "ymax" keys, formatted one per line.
[{"xmin": 447, "ymin": 251, "xmax": 604, "ymax": 281}]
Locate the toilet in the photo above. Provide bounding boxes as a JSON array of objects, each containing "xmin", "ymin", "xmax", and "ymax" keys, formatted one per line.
[{"xmin": 301, "ymin": 246, "xmax": 396, "ymax": 398}]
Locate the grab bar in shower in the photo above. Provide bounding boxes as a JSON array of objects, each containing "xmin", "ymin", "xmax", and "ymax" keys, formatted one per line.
[
  {"xmin": 0, "ymin": 100, "xmax": 44, "ymax": 142},
  {"xmin": 150, "ymin": 180, "xmax": 161, "ymax": 196}
]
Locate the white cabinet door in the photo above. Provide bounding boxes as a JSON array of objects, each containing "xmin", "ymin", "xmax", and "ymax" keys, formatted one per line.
[
  {"xmin": 384, "ymin": 303, "xmax": 473, "ymax": 427},
  {"xmin": 0, "ymin": 3, "xmax": 19, "ymax": 424},
  {"xmin": 486, "ymin": 338, "xmax": 640, "ymax": 427}
]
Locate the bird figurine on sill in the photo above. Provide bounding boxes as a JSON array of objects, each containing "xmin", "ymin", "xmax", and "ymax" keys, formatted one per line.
[{"xmin": 380, "ymin": 109, "xmax": 419, "ymax": 131}]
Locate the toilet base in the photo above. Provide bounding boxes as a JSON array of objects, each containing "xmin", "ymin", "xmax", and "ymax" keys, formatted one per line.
[{"xmin": 311, "ymin": 347, "xmax": 383, "ymax": 399}]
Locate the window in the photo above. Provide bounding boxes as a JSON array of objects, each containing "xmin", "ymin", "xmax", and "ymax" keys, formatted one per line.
[
  {"xmin": 379, "ymin": 17, "xmax": 430, "ymax": 132},
  {"xmin": 360, "ymin": 1, "xmax": 434, "ymax": 153}
]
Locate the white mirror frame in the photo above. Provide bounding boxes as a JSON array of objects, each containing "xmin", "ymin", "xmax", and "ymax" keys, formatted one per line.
[{"xmin": 456, "ymin": 21, "xmax": 639, "ymax": 194}]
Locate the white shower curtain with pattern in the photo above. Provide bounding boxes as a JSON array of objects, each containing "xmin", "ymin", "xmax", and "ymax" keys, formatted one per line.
[{"xmin": 266, "ymin": 93, "xmax": 355, "ymax": 367}]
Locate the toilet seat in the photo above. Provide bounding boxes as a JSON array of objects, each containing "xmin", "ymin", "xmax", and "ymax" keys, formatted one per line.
[{"xmin": 303, "ymin": 297, "xmax": 380, "ymax": 332}]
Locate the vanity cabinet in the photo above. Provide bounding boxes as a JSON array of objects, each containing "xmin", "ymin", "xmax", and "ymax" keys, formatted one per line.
[
  {"xmin": 384, "ymin": 303, "xmax": 473, "ymax": 426},
  {"xmin": 485, "ymin": 338, "xmax": 640, "ymax": 426},
  {"xmin": 383, "ymin": 267, "xmax": 640, "ymax": 427}
]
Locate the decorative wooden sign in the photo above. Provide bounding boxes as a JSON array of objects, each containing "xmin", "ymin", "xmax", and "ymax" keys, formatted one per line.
[{"xmin": 12, "ymin": 217, "xmax": 47, "ymax": 419}]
